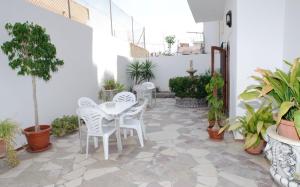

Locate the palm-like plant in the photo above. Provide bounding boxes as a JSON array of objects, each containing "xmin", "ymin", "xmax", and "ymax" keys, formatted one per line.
[
  {"xmin": 127, "ymin": 61, "xmax": 143, "ymax": 85},
  {"xmin": 141, "ymin": 60, "xmax": 155, "ymax": 82},
  {"xmin": 239, "ymin": 58, "xmax": 300, "ymax": 135}
]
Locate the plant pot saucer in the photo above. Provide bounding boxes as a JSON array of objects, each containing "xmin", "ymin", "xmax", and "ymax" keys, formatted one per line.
[{"xmin": 26, "ymin": 143, "xmax": 52, "ymax": 153}]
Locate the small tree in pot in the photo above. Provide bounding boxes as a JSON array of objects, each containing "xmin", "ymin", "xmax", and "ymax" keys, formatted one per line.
[{"xmin": 1, "ymin": 22, "xmax": 63, "ymax": 152}]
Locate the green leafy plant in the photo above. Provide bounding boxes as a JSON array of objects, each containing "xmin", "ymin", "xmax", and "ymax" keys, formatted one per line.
[
  {"xmin": 51, "ymin": 116, "xmax": 79, "ymax": 137},
  {"xmin": 169, "ymin": 72, "xmax": 211, "ymax": 99},
  {"xmin": 141, "ymin": 60, "xmax": 155, "ymax": 82},
  {"xmin": 239, "ymin": 58, "xmax": 300, "ymax": 135},
  {"xmin": 127, "ymin": 60, "xmax": 156, "ymax": 85},
  {"xmin": 103, "ymin": 79, "xmax": 125, "ymax": 91},
  {"xmin": 127, "ymin": 61, "xmax": 143, "ymax": 85},
  {"xmin": 205, "ymin": 73, "xmax": 225, "ymax": 123},
  {"xmin": 1, "ymin": 22, "xmax": 63, "ymax": 131},
  {"xmin": 165, "ymin": 35, "xmax": 176, "ymax": 54},
  {"xmin": 219, "ymin": 103, "xmax": 275, "ymax": 149},
  {"xmin": 0, "ymin": 119, "xmax": 20, "ymax": 167}
]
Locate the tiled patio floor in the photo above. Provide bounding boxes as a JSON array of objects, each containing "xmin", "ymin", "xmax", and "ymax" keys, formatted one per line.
[{"xmin": 0, "ymin": 99, "xmax": 278, "ymax": 187}]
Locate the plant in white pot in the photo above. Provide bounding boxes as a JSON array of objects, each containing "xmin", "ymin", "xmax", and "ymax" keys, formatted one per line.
[
  {"xmin": 239, "ymin": 58, "xmax": 300, "ymax": 186},
  {"xmin": 1, "ymin": 22, "xmax": 63, "ymax": 152}
]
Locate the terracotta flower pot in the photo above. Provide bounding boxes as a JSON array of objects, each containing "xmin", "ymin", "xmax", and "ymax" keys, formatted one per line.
[
  {"xmin": 208, "ymin": 120, "xmax": 221, "ymax": 128},
  {"xmin": 277, "ymin": 119, "xmax": 300, "ymax": 141},
  {"xmin": 207, "ymin": 127, "xmax": 224, "ymax": 140},
  {"xmin": 245, "ymin": 139, "xmax": 266, "ymax": 155},
  {"xmin": 23, "ymin": 125, "xmax": 51, "ymax": 152},
  {"xmin": 0, "ymin": 140, "xmax": 6, "ymax": 158}
]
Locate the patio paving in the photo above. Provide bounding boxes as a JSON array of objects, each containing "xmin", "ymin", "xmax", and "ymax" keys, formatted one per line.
[{"xmin": 0, "ymin": 98, "xmax": 278, "ymax": 187}]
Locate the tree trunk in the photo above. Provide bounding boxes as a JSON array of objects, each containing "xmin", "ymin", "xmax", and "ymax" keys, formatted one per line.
[{"xmin": 32, "ymin": 76, "xmax": 39, "ymax": 131}]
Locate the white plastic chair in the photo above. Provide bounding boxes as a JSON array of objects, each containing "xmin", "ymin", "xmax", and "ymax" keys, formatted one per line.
[
  {"xmin": 113, "ymin": 92, "xmax": 136, "ymax": 103},
  {"xmin": 78, "ymin": 97, "xmax": 98, "ymax": 107},
  {"xmin": 77, "ymin": 107, "xmax": 117, "ymax": 160},
  {"xmin": 141, "ymin": 82, "xmax": 156, "ymax": 106},
  {"xmin": 119, "ymin": 99, "xmax": 148, "ymax": 147}
]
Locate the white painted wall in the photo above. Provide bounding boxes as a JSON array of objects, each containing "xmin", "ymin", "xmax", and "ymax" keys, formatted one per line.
[
  {"xmin": 123, "ymin": 54, "xmax": 219, "ymax": 91},
  {"xmin": 0, "ymin": 0, "xmax": 131, "ymax": 148},
  {"xmin": 283, "ymin": 0, "xmax": 300, "ymax": 64},
  {"xmin": 203, "ymin": 21, "xmax": 220, "ymax": 53}
]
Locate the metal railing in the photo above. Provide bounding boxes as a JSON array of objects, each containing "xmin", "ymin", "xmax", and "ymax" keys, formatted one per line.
[{"xmin": 27, "ymin": 0, "xmax": 89, "ymax": 24}]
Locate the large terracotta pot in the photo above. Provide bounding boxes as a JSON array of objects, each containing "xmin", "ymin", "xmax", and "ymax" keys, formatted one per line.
[
  {"xmin": 207, "ymin": 126, "xmax": 224, "ymax": 140},
  {"xmin": 23, "ymin": 125, "xmax": 51, "ymax": 152},
  {"xmin": 0, "ymin": 140, "xmax": 6, "ymax": 158},
  {"xmin": 245, "ymin": 139, "xmax": 266, "ymax": 155},
  {"xmin": 277, "ymin": 119, "xmax": 300, "ymax": 141}
]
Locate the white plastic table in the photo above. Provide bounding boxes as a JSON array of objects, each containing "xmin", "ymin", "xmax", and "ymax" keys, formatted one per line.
[{"xmin": 98, "ymin": 101, "xmax": 137, "ymax": 152}]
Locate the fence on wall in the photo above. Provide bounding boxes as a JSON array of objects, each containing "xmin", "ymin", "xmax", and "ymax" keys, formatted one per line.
[
  {"xmin": 27, "ymin": 0, "xmax": 146, "ymax": 50},
  {"xmin": 26, "ymin": 0, "xmax": 89, "ymax": 24}
]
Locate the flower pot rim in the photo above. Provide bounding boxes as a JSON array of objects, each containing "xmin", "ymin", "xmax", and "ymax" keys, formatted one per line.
[
  {"xmin": 23, "ymin": 124, "xmax": 51, "ymax": 135},
  {"xmin": 267, "ymin": 126, "xmax": 300, "ymax": 146}
]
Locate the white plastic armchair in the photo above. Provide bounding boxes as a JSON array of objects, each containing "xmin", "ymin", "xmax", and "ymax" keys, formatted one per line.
[
  {"xmin": 141, "ymin": 82, "xmax": 156, "ymax": 106},
  {"xmin": 119, "ymin": 99, "xmax": 148, "ymax": 146},
  {"xmin": 78, "ymin": 97, "xmax": 98, "ymax": 108},
  {"xmin": 113, "ymin": 92, "xmax": 136, "ymax": 103},
  {"xmin": 77, "ymin": 107, "xmax": 117, "ymax": 160}
]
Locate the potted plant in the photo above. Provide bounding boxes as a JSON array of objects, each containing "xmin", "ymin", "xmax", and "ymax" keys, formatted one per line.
[
  {"xmin": 240, "ymin": 58, "xmax": 300, "ymax": 140},
  {"xmin": 205, "ymin": 73, "xmax": 225, "ymax": 140},
  {"xmin": 219, "ymin": 103, "xmax": 275, "ymax": 154},
  {"xmin": 52, "ymin": 115, "xmax": 79, "ymax": 137},
  {"xmin": 127, "ymin": 61, "xmax": 143, "ymax": 85},
  {"xmin": 165, "ymin": 35, "xmax": 176, "ymax": 55},
  {"xmin": 99, "ymin": 79, "xmax": 125, "ymax": 101},
  {"xmin": 0, "ymin": 119, "xmax": 20, "ymax": 167},
  {"xmin": 1, "ymin": 22, "xmax": 64, "ymax": 152},
  {"xmin": 141, "ymin": 60, "xmax": 155, "ymax": 82}
]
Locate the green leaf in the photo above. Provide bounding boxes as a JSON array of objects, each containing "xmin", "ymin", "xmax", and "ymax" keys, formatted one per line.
[
  {"xmin": 256, "ymin": 121, "xmax": 263, "ymax": 134},
  {"xmin": 244, "ymin": 133, "xmax": 259, "ymax": 149},
  {"xmin": 228, "ymin": 122, "xmax": 243, "ymax": 131},
  {"xmin": 294, "ymin": 110, "xmax": 300, "ymax": 137},
  {"xmin": 239, "ymin": 91, "xmax": 260, "ymax": 100},
  {"xmin": 244, "ymin": 102, "xmax": 254, "ymax": 115},
  {"xmin": 277, "ymin": 102, "xmax": 295, "ymax": 124}
]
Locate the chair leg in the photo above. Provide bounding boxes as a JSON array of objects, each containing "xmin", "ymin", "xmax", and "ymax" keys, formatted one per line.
[
  {"xmin": 123, "ymin": 129, "xmax": 127, "ymax": 139},
  {"xmin": 94, "ymin": 137, "xmax": 98, "ymax": 148},
  {"xmin": 103, "ymin": 135, "xmax": 109, "ymax": 160},
  {"xmin": 86, "ymin": 135, "xmax": 89, "ymax": 159},
  {"xmin": 136, "ymin": 126, "xmax": 144, "ymax": 147}
]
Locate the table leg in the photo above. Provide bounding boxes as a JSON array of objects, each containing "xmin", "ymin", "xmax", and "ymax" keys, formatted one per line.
[{"xmin": 115, "ymin": 118, "xmax": 123, "ymax": 152}]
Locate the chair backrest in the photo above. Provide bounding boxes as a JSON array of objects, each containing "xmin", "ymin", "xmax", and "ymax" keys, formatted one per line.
[
  {"xmin": 78, "ymin": 97, "xmax": 98, "ymax": 108},
  {"xmin": 113, "ymin": 92, "xmax": 136, "ymax": 103},
  {"xmin": 141, "ymin": 82, "xmax": 155, "ymax": 90},
  {"xmin": 77, "ymin": 107, "xmax": 104, "ymax": 136}
]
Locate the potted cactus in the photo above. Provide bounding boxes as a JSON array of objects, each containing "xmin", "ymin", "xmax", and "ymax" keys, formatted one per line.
[{"xmin": 1, "ymin": 22, "xmax": 63, "ymax": 152}]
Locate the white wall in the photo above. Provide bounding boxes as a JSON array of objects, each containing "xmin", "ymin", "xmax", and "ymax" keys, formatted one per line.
[
  {"xmin": 133, "ymin": 54, "xmax": 219, "ymax": 91},
  {"xmin": 203, "ymin": 21, "xmax": 220, "ymax": 53},
  {"xmin": 0, "ymin": 0, "xmax": 131, "ymax": 148},
  {"xmin": 283, "ymin": 0, "xmax": 300, "ymax": 64},
  {"xmin": 235, "ymin": 0, "xmax": 285, "ymax": 116}
]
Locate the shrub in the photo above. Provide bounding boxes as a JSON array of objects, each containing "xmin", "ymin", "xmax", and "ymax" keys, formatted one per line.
[
  {"xmin": 52, "ymin": 115, "xmax": 78, "ymax": 137},
  {"xmin": 169, "ymin": 72, "xmax": 211, "ymax": 99}
]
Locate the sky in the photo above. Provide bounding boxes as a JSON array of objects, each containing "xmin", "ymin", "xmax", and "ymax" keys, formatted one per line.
[{"xmin": 112, "ymin": 0, "xmax": 203, "ymax": 52}]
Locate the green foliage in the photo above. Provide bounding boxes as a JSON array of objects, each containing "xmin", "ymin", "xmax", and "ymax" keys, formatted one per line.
[
  {"xmin": 169, "ymin": 72, "xmax": 211, "ymax": 99},
  {"xmin": 141, "ymin": 60, "xmax": 155, "ymax": 82},
  {"xmin": 1, "ymin": 22, "xmax": 64, "ymax": 81},
  {"xmin": 103, "ymin": 79, "xmax": 125, "ymax": 91},
  {"xmin": 51, "ymin": 116, "xmax": 79, "ymax": 137},
  {"xmin": 205, "ymin": 73, "xmax": 224, "ymax": 122},
  {"xmin": 127, "ymin": 60, "xmax": 156, "ymax": 84},
  {"xmin": 165, "ymin": 35, "xmax": 176, "ymax": 54},
  {"xmin": 219, "ymin": 103, "xmax": 275, "ymax": 149},
  {"xmin": 239, "ymin": 58, "xmax": 300, "ymax": 135},
  {"xmin": 0, "ymin": 119, "xmax": 20, "ymax": 167}
]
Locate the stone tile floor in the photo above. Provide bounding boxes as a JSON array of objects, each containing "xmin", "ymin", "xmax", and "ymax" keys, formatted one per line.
[{"xmin": 0, "ymin": 99, "xmax": 278, "ymax": 187}]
